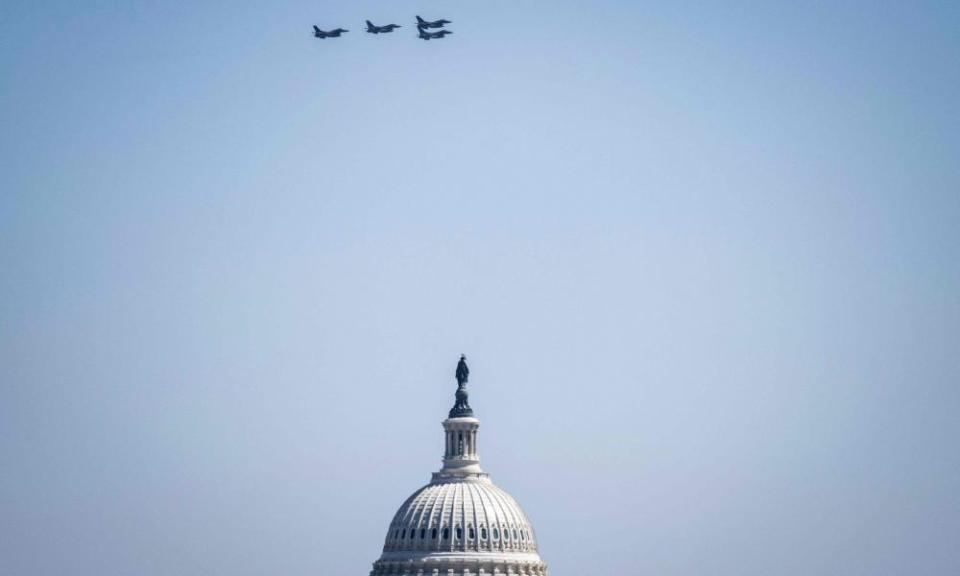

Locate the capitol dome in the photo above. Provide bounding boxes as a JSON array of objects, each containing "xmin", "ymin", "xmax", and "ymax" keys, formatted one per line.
[{"xmin": 369, "ymin": 357, "xmax": 549, "ymax": 576}]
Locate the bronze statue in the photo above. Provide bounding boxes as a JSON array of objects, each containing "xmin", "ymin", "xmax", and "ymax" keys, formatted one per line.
[
  {"xmin": 455, "ymin": 355, "xmax": 469, "ymax": 387},
  {"xmin": 449, "ymin": 355, "xmax": 473, "ymax": 418}
]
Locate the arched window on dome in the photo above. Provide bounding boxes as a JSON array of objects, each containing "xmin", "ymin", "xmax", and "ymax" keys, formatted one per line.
[
  {"xmin": 443, "ymin": 527, "xmax": 449, "ymax": 540},
  {"xmin": 468, "ymin": 526, "xmax": 475, "ymax": 539},
  {"xmin": 481, "ymin": 526, "xmax": 487, "ymax": 540},
  {"xmin": 409, "ymin": 529, "xmax": 415, "ymax": 540},
  {"xmin": 432, "ymin": 528, "xmax": 437, "ymax": 540},
  {"xmin": 457, "ymin": 527, "xmax": 463, "ymax": 540},
  {"xmin": 493, "ymin": 527, "xmax": 499, "ymax": 539},
  {"xmin": 420, "ymin": 528, "xmax": 426, "ymax": 539},
  {"xmin": 513, "ymin": 528, "xmax": 518, "ymax": 540},
  {"xmin": 401, "ymin": 529, "xmax": 407, "ymax": 539}
]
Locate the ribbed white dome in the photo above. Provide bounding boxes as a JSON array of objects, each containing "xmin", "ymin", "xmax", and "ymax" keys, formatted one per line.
[{"xmin": 382, "ymin": 479, "xmax": 539, "ymax": 555}]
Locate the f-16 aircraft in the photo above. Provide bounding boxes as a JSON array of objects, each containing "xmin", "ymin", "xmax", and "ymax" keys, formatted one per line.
[
  {"xmin": 366, "ymin": 20, "xmax": 401, "ymax": 34},
  {"xmin": 313, "ymin": 26, "xmax": 348, "ymax": 39},
  {"xmin": 418, "ymin": 28, "xmax": 453, "ymax": 40},
  {"xmin": 416, "ymin": 16, "xmax": 451, "ymax": 29}
]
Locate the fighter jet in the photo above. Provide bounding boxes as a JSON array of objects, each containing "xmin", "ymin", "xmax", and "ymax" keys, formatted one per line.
[
  {"xmin": 418, "ymin": 28, "xmax": 453, "ymax": 40},
  {"xmin": 313, "ymin": 26, "xmax": 348, "ymax": 39},
  {"xmin": 366, "ymin": 20, "xmax": 401, "ymax": 34},
  {"xmin": 416, "ymin": 16, "xmax": 451, "ymax": 29}
]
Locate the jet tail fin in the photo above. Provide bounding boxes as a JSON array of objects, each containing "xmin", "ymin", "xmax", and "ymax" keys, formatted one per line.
[
  {"xmin": 416, "ymin": 16, "xmax": 425, "ymax": 24},
  {"xmin": 313, "ymin": 25, "xmax": 320, "ymax": 33},
  {"xmin": 366, "ymin": 20, "xmax": 373, "ymax": 28}
]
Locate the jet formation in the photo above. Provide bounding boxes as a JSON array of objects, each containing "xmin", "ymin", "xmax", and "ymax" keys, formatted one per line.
[{"xmin": 313, "ymin": 15, "xmax": 452, "ymax": 41}]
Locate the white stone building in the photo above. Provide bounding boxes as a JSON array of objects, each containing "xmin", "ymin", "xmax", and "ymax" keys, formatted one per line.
[{"xmin": 368, "ymin": 356, "xmax": 549, "ymax": 576}]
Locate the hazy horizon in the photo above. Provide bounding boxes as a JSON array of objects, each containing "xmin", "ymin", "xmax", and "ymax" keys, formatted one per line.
[{"xmin": 2, "ymin": 1, "xmax": 959, "ymax": 575}]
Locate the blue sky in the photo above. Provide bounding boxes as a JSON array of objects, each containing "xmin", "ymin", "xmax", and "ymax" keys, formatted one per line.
[{"xmin": 2, "ymin": 1, "xmax": 959, "ymax": 574}]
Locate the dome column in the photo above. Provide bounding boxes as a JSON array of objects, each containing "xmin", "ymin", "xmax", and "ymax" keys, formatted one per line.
[{"xmin": 436, "ymin": 416, "xmax": 484, "ymax": 479}]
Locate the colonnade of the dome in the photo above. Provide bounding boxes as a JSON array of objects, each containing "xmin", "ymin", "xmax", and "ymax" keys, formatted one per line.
[
  {"xmin": 445, "ymin": 427, "xmax": 477, "ymax": 459},
  {"xmin": 383, "ymin": 520, "xmax": 537, "ymax": 553},
  {"xmin": 370, "ymin": 560, "xmax": 549, "ymax": 576}
]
